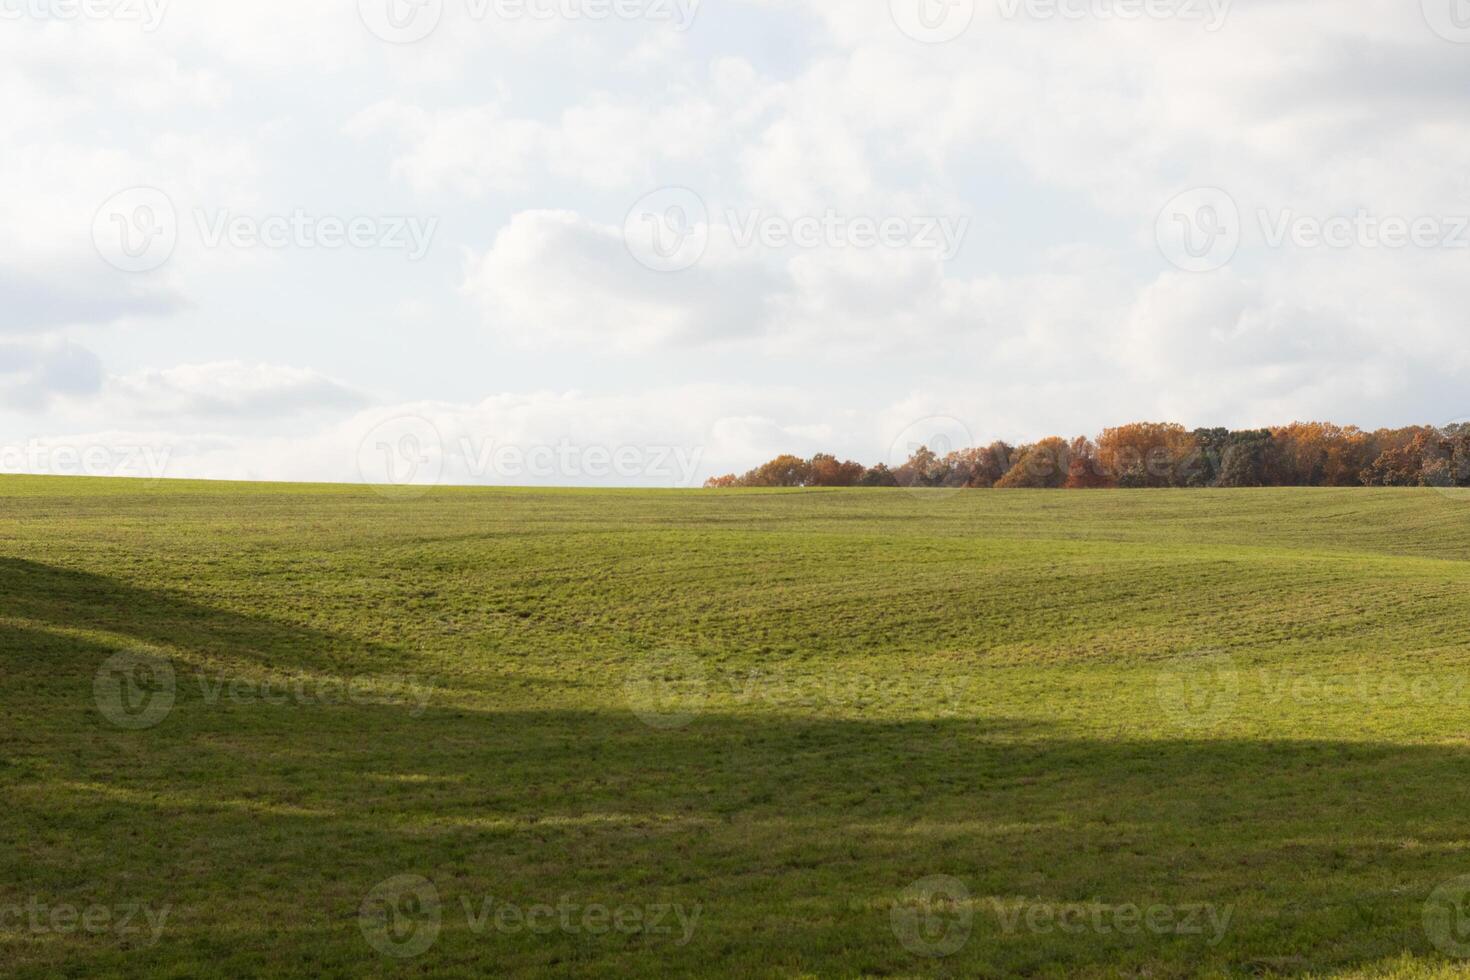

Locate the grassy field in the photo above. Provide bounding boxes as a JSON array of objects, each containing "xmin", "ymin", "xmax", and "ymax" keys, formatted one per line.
[{"xmin": 6, "ymin": 477, "xmax": 1470, "ymax": 977}]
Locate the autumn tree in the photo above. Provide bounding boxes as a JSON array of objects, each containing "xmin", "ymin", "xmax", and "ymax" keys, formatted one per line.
[
  {"xmin": 856, "ymin": 463, "xmax": 898, "ymax": 487},
  {"xmin": 806, "ymin": 453, "xmax": 865, "ymax": 487},
  {"xmin": 1428, "ymin": 428, "xmax": 1470, "ymax": 487},
  {"xmin": 1264, "ymin": 423, "xmax": 1367, "ymax": 486},
  {"xmin": 1064, "ymin": 436, "xmax": 1112, "ymax": 488},
  {"xmin": 1360, "ymin": 428, "xmax": 1436, "ymax": 487},
  {"xmin": 996, "ymin": 437, "xmax": 1071, "ymax": 489},
  {"xmin": 704, "ymin": 420, "xmax": 1468, "ymax": 492},
  {"xmin": 966, "ymin": 442, "xmax": 1017, "ymax": 488},
  {"xmin": 1096, "ymin": 423, "xmax": 1196, "ymax": 488},
  {"xmin": 739, "ymin": 454, "xmax": 811, "ymax": 487},
  {"xmin": 894, "ymin": 445, "xmax": 952, "ymax": 488}
]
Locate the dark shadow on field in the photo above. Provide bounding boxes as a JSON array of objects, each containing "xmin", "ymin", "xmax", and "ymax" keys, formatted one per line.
[
  {"xmin": 0, "ymin": 550, "xmax": 1459, "ymax": 971},
  {"xmin": 12, "ymin": 696, "xmax": 1470, "ymax": 977},
  {"xmin": 0, "ymin": 558, "xmax": 397, "ymax": 673}
]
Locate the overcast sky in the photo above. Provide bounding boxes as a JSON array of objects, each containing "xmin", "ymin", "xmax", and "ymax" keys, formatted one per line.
[{"xmin": 5, "ymin": 0, "xmax": 1470, "ymax": 486}]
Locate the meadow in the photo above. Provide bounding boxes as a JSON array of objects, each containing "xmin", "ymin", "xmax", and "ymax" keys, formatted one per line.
[{"xmin": 5, "ymin": 476, "xmax": 1470, "ymax": 977}]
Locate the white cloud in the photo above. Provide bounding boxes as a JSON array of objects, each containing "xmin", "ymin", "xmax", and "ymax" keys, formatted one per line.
[
  {"xmin": 0, "ymin": 338, "xmax": 104, "ymax": 409},
  {"xmin": 345, "ymin": 98, "xmax": 545, "ymax": 198},
  {"xmin": 1, "ymin": 384, "xmax": 841, "ymax": 486},
  {"xmin": 346, "ymin": 86, "xmax": 738, "ymax": 198},
  {"xmin": 103, "ymin": 361, "xmax": 369, "ymax": 419},
  {"xmin": 461, "ymin": 210, "xmax": 781, "ymax": 349},
  {"xmin": 5, "ymin": 0, "xmax": 1470, "ymax": 477}
]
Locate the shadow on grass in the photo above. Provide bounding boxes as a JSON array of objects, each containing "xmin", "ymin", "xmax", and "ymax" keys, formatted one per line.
[
  {"xmin": 5, "ymin": 561, "xmax": 1467, "ymax": 974},
  {"xmin": 0, "ymin": 557, "xmax": 399, "ymax": 674},
  {"xmin": 7, "ymin": 688, "xmax": 1470, "ymax": 977}
]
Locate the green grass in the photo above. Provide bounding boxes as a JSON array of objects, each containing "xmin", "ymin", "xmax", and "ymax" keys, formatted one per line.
[{"xmin": 6, "ymin": 477, "xmax": 1470, "ymax": 977}]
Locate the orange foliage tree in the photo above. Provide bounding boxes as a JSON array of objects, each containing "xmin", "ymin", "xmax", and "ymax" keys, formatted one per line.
[
  {"xmin": 806, "ymin": 454, "xmax": 866, "ymax": 487},
  {"xmin": 996, "ymin": 437, "xmax": 1072, "ymax": 489},
  {"xmin": 1064, "ymin": 436, "xmax": 1112, "ymax": 489},
  {"xmin": 1096, "ymin": 423, "xmax": 1197, "ymax": 488},
  {"xmin": 702, "ymin": 422, "xmax": 1470, "ymax": 491}
]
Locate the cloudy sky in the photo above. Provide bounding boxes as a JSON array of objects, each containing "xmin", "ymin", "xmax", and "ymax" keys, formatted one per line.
[{"xmin": 5, "ymin": 0, "xmax": 1470, "ymax": 486}]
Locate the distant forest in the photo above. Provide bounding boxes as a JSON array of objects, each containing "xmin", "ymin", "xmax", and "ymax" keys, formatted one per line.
[{"xmin": 705, "ymin": 423, "xmax": 1470, "ymax": 489}]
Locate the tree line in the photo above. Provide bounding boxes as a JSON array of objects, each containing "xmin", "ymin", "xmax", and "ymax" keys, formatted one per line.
[{"xmin": 704, "ymin": 422, "xmax": 1470, "ymax": 489}]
